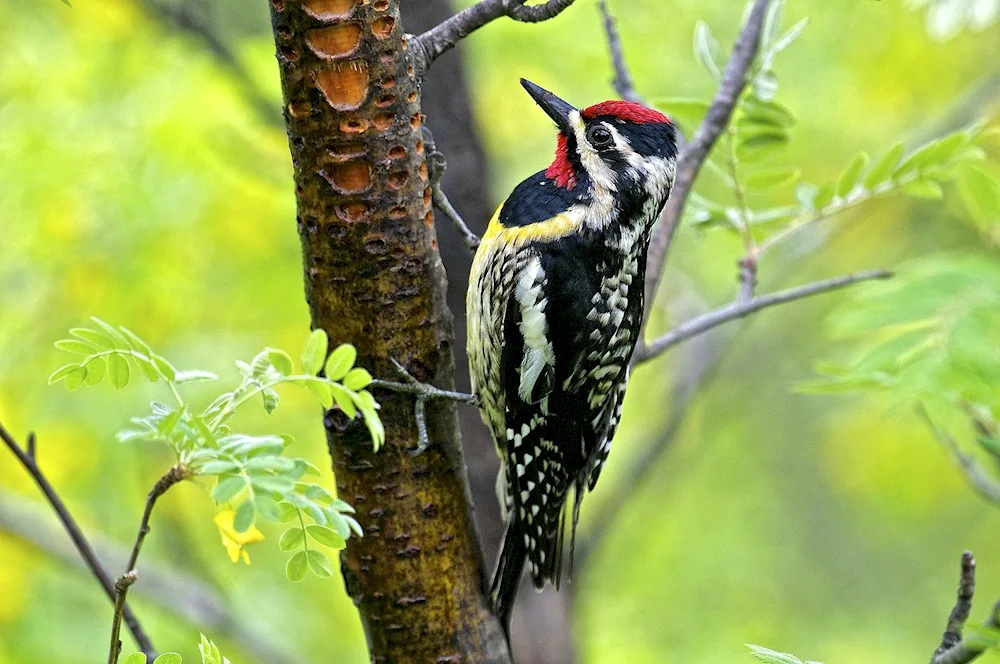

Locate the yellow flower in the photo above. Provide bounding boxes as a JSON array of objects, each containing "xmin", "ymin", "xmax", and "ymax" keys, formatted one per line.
[{"xmin": 214, "ymin": 510, "xmax": 265, "ymax": 564}]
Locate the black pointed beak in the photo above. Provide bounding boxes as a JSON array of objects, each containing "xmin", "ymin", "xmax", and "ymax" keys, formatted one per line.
[{"xmin": 521, "ymin": 79, "xmax": 578, "ymax": 136}]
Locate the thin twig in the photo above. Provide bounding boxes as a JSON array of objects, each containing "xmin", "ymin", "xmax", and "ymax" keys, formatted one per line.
[
  {"xmin": 108, "ymin": 465, "xmax": 188, "ymax": 664},
  {"xmin": 637, "ymin": 269, "xmax": 892, "ymax": 364},
  {"xmin": 0, "ymin": 422, "xmax": 156, "ymax": 658},
  {"xmin": 370, "ymin": 360, "xmax": 478, "ymax": 456},
  {"xmin": 108, "ymin": 571, "xmax": 138, "ymax": 664},
  {"xmin": 928, "ymin": 552, "xmax": 1000, "ymax": 664},
  {"xmin": 596, "ymin": 0, "xmax": 641, "ymax": 103},
  {"xmin": 413, "ymin": 0, "xmax": 577, "ymax": 73},
  {"xmin": 918, "ymin": 407, "xmax": 1000, "ymax": 504},
  {"xmin": 422, "ymin": 126, "xmax": 481, "ymax": 251},
  {"xmin": 644, "ymin": 0, "xmax": 773, "ymax": 327},
  {"xmin": 0, "ymin": 490, "xmax": 301, "ymax": 664}
]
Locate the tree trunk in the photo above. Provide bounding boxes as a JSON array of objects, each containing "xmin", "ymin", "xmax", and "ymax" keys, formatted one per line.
[{"xmin": 267, "ymin": 1, "xmax": 509, "ymax": 662}]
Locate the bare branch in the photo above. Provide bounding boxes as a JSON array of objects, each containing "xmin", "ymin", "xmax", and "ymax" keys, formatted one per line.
[
  {"xmin": 0, "ymin": 421, "xmax": 156, "ymax": 658},
  {"xmin": 596, "ymin": 0, "xmax": 641, "ymax": 103},
  {"xmin": 423, "ymin": 126, "xmax": 481, "ymax": 251},
  {"xmin": 414, "ymin": 0, "xmax": 577, "ymax": 73},
  {"xmin": 644, "ymin": 0, "xmax": 773, "ymax": 324},
  {"xmin": 919, "ymin": 408, "xmax": 1000, "ymax": 504},
  {"xmin": 929, "ymin": 551, "xmax": 1000, "ymax": 664},
  {"xmin": 637, "ymin": 269, "xmax": 892, "ymax": 364},
  {"xmin": 108, "ymin": 465, "xmax": 188, "ymax": 664},
  {"xmin": 0, "ymin": 490, "xmax": 300, "ymax": 664},
  {"xmin": 370, "ymin": 360, "xmax": 478, "ymax": 456}
]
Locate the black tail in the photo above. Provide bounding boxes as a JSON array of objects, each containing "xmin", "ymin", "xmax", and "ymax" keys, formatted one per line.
[{"xmin": 491, "ymin": 522, "xmax": 528, "ymax": 631}]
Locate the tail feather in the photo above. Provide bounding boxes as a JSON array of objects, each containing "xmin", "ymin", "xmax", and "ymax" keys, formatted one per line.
[{"xmin": 492, "ymin": 524, "xmax": 528, "ymax": 631}]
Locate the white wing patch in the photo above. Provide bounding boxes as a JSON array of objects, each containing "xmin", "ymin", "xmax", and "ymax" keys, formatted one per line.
[{"xmin": 515, "ymin": 256, "xmax": 555, "ymax": 403}]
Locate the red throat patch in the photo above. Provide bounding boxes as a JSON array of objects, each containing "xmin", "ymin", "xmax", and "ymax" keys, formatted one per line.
[
  {"xmin": 581, "ymin": 101, "xmax": 670, "ymax": 125},
  {"xmin": 546, "ymin": 132, "xmax": 578, "ymax": 189}
]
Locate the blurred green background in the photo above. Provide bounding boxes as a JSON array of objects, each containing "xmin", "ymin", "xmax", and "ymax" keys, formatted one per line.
[{"xmin": 1, "ymin": 0, "xmax": 999, "ymax": 662}]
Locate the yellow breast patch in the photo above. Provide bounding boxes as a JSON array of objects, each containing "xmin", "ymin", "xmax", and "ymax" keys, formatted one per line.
[{"xmin": 481, "ymin": 204, "xmax": 582, "ymax": 246}]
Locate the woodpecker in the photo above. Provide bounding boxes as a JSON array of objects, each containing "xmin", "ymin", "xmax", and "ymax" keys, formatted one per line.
[{"xmin": 466, "ymin": 79, "xmax": 677, "ymax": 628}]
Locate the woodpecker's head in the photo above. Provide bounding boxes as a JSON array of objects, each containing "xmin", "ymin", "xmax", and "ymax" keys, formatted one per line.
[{"xmin": 521, "ymin": 78, "xmax": 677, "ymax": 230}]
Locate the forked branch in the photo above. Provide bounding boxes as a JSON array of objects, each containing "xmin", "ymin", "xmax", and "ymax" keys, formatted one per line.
[
  {"xmin": 929, "ymin": 552, "xmax": 1000, "ymax": 664},
  {"xmin": 636, "ymin": 269, "xmax": 892, "ymax": 364},
  {"xmin": 0, "ymin": 421, "xmax": 156, "ymax": 658},
  {"xmin": 644, "ymin": 0, "xmax": 773, "ymax": 317}
]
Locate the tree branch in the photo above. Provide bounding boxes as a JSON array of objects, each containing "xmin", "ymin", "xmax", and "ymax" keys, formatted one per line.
[
  {"xmin": 423, "ymin": 126, "xmax": 481, "ymax": 251},
  {"xmin": 596, "ymin": 0, "xmax": 641, "ymax": 103},
  {"xmin": 0, "ymin": 421, "xmax": 156, "ymax": 658},
  {"xmin": 0, "ymin": 490, "xmax": 300, "ymax": 664},
  {"xmin": 929, "ymin": 552, "xmax": 1000, "ymax": 664},
  {"xmin": 414, "ymin": 0, "xmax": 577, "ymax": 73},
  {"xmin": 643, "ymin": 0, "xmax": 772, "ymax": 325},
  {"xmin": 636, "ymin": 269, "xmax": 892, "ymax": 364},
  {"xmin": 919, "ymin": 408, "xmax": 1000, "ymax": 504},
  {"xmin": 108, "ymin": 465, "xmax": 188, "ymax": 664}
]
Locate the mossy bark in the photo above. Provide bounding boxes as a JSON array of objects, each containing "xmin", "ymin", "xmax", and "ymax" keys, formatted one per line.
[{"xmin": 267, "ymin": 1, "xmax": 510, "ymax": 661}]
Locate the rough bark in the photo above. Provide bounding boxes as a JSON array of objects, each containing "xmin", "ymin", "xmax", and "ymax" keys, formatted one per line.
[{"xmin": 267, "ymin": 1, "xmax": 509, "ymax": 662}]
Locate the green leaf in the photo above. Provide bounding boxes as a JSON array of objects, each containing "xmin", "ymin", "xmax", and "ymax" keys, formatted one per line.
[
  {"xmin": 152, "ymin": 357, "xmax": 177, "ymax": 381},
  {"xmin": 233, "ymin": 501, "xmax": 256, "ymax": 533},
  {"xmin": 54, "ymin": 339, "xmax": 96, "ymax": 355},
  {"xmin": 901, "ymin": 178, "xmax": 944, "ymax": 199},
  {"xmin": 266, "ymin": 348, "xmax": 294, "ymax": 376},
  {"xmin": 736, "ymin": 132, "xmax": 790, "ymax": 161},
  {"xmin": 301, "ymin": 329, "xmax": 329, "ymax": 376},
  {"xmin": 813, "ymin": 182, "xmax": 836, "ymax": 209},
  {"xmin": 249, "ymin": 474, "xmax": 296, "ymax": 494},
  {"xmin": 107, "ymin": 354, "xmax": 130, "ymax": 389},
  {"xmin": 795, "ymin": 182, "xmax": 818, "ymax": 210},
  {"xmin": 65, "ymin": 366, "xmax": 88, "ymax": 391},
  {"xmin": 118, "ymin": 326, "xmax": 153, "ymax": 354},
  {"xmin": 48, "ymin": 363, "xmax": 80, "ymax": 385},
  {"xmin": 70, "ymin": 327, "xmax": 113, "ymax": 349},
  {"xmin": 342, "ymin": 367, "xmax": 373, "ymax": 391},
  {"xmin": 769, "ymin": 17, "xmax": 809, "ymax": 58},
  {"xmin": 122, "ymin": 654, "xmax": 147, "ymax": 664},
  {"xmin": 210, "ymin": 476, "xmax": 246, "ymax": 503},
  {"xmin": 693, "ymin": 21, "xmax": 723, "ymax": 79},
  {"xmin": 752, "ymin": 70, "xmax": 779, "ymax": 102},
  {"xmin": 255, "ymin": 495, "xmax": 283, "ymax": 521},
  {"xmin": 200, "ymin": 460, "xmax": 240, "ymax": 475},
  {"xmin": 286, "ymin": 550, "xmax": 308, "ymax": 582},
  {"xmin": 651, "ymin": 97, "xmax": 711, "ymax": 132},
  {"xmin": 276, "ymin": 501, "xmax": 298, "ymax": 522},
  {"xmin": 837, "ymin": 152, "xmax": 869, "ymax": 197},
  {"xmin": 82, "ymin": 358, "xmax": 106, "ymax": 386},
  {"xmin": 956, "ymin": 165, "xmax": 1000, "ymax": 225},
  {"xmin": 304, "ymin": 484, "xmax": 334, "ymax": 503},
  {"xmin": 279, "ymin": 527, "xmax": 305, "ymax": 551},
  {"xmin": 330, "ymin": 383, "xmax": 358, "ymax": 418},
  {"xmin": 362, "ymin": 407, "xmax": 385, "ymax": 451},
  {"xmin": 306, "ymin": 550, "xmax": 335, "ymax": 578},
  {"xmin": 306, "ymin": 524, "xmax": 347, "ymax": 549},
  {"xmin": 174, "ymin": 370, "xmax": 217, "ymax": 384},
  {"xmin": 745, "ymin": 167, "xmax": 800, "ymax": 190},
  {"xmin": 741, "ymin": 97, "xmax": 796, "ymax": 128},
  {"xmin": 262, "ymin": 387, "xmax": 279, "ymax": 415},
  {"xmin": 864, "ymin": 143, "xmax": 905, "ymax": 189},
  {"xmin": 307, "ymin": 380, "xmax": 334, "ymax": 409},
  {"xmin": 745, "ymin": 644, "xmax": 806, "ymax": 664},
  {"xmin": 325, "ymin": 344, "xmax": 357, "ymax": 381},
  {"xmin": 153, "ymin": 654, "xmax": 183, "ymax": 664}
]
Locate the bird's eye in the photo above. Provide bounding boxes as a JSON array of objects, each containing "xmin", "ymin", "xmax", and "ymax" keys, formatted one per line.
[{"xmin": 587, "ymin": 125, "xmax": 613, "ymax": 148}]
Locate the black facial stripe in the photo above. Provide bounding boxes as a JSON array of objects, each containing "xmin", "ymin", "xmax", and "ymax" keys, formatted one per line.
[{"xmin": 587, "ymin": 116, "xmax": 677, "ymax": 160}]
